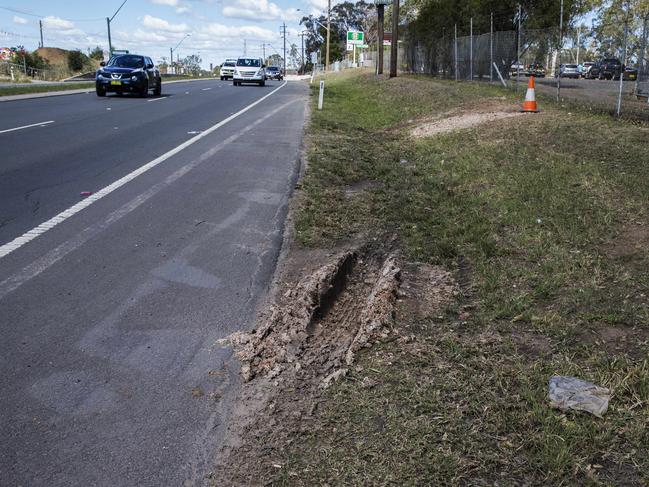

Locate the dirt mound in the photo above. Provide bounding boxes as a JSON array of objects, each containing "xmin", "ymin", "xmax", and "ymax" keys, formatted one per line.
[
  {"xmin": 35, "ymin": 47, "xmax": 69, "ymax": 66},
  {"xmin": 211, "ymin": 245, "xmax": 458, "ymax": 485},
  {"xmin": 410, "ymin": 110, "xmax": 525, "ymax": 138}
]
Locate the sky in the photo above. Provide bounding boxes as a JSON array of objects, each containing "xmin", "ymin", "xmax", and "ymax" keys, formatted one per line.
[{"xmin": 0, "ymin": 0, "xmax": 337, "ymax": 67}]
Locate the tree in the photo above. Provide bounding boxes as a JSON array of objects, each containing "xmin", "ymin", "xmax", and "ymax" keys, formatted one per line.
[
  {"xmin": 591, "ymin": 0, "xmax": 649, "ymax": 61},
  {"xmin": 88, "ymin": 46, "xmax": 104, "ymax": 62},
  {"xmin": 300, "ymin": 1, "xmax": 374, "ymax": 63},
  {"xmin": 67, "ymin": 50, "xmax": 86, "ymax": 72},
  {"xmin": 181, "ymin": 54, "xmax": 202, "ymax": 75},
  {"xmin": 266, "ymin": 53, "xmax": 283, "ymax": 66}
]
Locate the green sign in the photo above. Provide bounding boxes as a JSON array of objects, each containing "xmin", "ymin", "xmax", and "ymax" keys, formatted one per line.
[{"xmin": 347, "ymin": 31, "xmax": 364, "ymax": 44}]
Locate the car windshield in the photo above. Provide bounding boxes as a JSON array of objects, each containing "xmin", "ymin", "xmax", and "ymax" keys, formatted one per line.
[
  {"xmin": 107, "ymin": 55, "xmax": 145, "ymax": 68},
  {"xmin": 267, "ymin": 67, "xmax": 279, "ymax": 71},
  {"xmin": 224, "ymin": 61, "xmax": 235, "ymax": 67},
  {"xmin": 565, "ymin": 65, "xmax": 578, "ymax": 69},
  {"xmin": 237, "ymin": 58, "xmax": 261, "ymax": 67}
]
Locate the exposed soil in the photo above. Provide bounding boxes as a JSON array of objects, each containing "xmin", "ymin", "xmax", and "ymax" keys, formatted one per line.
[
  {"xmin": 410, "ymin": 110, "xmax": 526, "ymax": 138},
  {"xmin": 209, "ymin": 242, "xmax": 458, "ymax": 486}
]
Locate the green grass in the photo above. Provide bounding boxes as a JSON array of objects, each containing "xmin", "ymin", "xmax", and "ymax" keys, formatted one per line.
[
  {"xmin": 0, "ymin": 82, "xmax": 93, "ymax": 97},
  {"xmin": 278, "ymin": 71, "xmax": 649, "ymax": 485}
]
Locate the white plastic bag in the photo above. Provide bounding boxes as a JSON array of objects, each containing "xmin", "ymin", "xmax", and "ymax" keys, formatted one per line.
[{"xmin": 548, "ymin": 376, "xmax": 610, "ymax": 418}]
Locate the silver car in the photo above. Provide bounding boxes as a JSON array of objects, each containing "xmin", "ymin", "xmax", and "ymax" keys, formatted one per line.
[
  {"xmin": 557, "ymin": 64, "xmax": 580, "ymax": 79},
  {"xmin": 233, "ymin": 57, "xmax": 266, "ymax": 86}
]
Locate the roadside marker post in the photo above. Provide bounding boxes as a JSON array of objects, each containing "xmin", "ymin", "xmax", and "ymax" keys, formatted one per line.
[{"xmin": 318, "ymin": 80, "xmax": 325, "ymax": 110}]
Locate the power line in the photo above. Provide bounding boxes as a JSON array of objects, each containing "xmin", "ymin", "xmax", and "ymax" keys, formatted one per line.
[{"xmin": 0, "ymin": 5, "xmax": 104, "ymax": 22}]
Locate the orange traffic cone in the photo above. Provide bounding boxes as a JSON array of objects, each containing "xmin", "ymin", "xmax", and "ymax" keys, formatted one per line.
[{"xmin": 522, "ymin": 76, "xmax": 539, "ymax": 113}]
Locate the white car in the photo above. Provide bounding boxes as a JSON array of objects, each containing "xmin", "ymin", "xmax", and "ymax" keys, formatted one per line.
[
  {"xmin": 220, "ymin": 58, "xmax": 237, "ymax": 80},
  {"xmin": 233, "ymin": 57, "xmax": 266, "ymax": 86}
]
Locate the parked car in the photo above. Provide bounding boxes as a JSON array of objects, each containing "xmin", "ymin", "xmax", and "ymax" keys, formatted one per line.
[
  {"xmin": 265, "ymin": 66, "xmax": 283, "ymax": 80},
  {"xmin": 526, "ymin": 62, "xmax": 546, "ymax": 77},
  {"xmin": 556, "ymin": 64, "xmax": 580, "ymax": 79},
  {"xmin": 588, "ymin": 58, "xmax": 622, "ymax": 80},
  {"xmin": 623, "ymin": 66, "xmax": 638, "ymax": 81},
  {"xmin": 510, "ymin": 62, "xmax": 525, "ymax": 77},
  {"xmin": 96, "ymin": 54, "xmax": 161, "ymax": 97},
  {"xmin": 233, "ymin": 57, "xmax": 266, "ymax": 86},
  {"xmin": 581, "ymin": 61, "xmax": 595, "ymax": 76},
  {"xmin": 220, "ymin": 58, "xmax": 237, "ymax": 80}
]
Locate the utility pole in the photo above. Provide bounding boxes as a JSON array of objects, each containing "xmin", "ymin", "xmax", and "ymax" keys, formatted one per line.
[
  {"xmin": 170, "ymin": 47, "xmax": 173, "ymax": 74},
  {"xmin": 39, "ymin": 20, "xmax": 44, "ymax": 48},
  {"xmin": 389, "ymin": 0, "xmax": 399, "ymax": 77},
  {"xmin": 325, "ymin": 0, "xmax": 331, "ymax": 71},
  {"xmin": 299, "ymin": 32, "xmax": 306, "ymax": 73},
  {"xmin": 280, "ymin": 23, "xmax": 287, "ymax": 75},
  {"xmin": 377, "ymin": 2, "xmax": 385, "ymax": 75},
  {"xmin": 261, "ymin": 44, "xmax": 266, "ymax": 63},
  {"xmin": 106, "ymin": 0, "xmax": 128, "ymax": 56},
  {"xmin": 557, "ymin": 0, "xmax": 564, "ymax": 102},
  {"xmin": 107, "ymin": 17, "xmax": 113, "ymax": 55}
]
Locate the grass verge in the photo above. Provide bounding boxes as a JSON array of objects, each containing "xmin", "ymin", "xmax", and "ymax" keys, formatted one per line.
[
  {"xmin": 276, "ymin": 71, "xmax": 649, "ymax": 485},
  {"xmin": 0, "ymin": 82, "xmax": 93, "ymax": 97}
]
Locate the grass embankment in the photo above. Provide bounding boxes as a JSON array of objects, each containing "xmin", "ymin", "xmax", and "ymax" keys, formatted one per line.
[
  {"xmin": 0, "ymin": 82, "xmax": 93, "ymax": 97},
  {"xmin": 279, "ymin": 72, "xmax": 649, "ymax": 485}
]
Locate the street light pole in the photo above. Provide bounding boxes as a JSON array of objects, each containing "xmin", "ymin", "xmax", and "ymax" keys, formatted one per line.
[
  {"xmin": 171, "ymin": 33, "xmax": 191, "ymax": 75},
  {"xmin": 106, "ymin": 0, "xmax": 129, "ymax": 56},
  {"xmin": 389, "ymin": 0, "xmax": 399, "ymax": 77}
]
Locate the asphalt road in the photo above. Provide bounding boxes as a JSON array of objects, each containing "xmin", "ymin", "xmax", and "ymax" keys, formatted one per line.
[{"xmin": 0, "ymin": 78, "xmax": 308, "ymax": 486}]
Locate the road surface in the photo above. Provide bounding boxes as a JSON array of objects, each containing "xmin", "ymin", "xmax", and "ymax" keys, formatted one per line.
[{"xmin": 0, "ymin": 78, "xmax": 308, "ymax": 486}]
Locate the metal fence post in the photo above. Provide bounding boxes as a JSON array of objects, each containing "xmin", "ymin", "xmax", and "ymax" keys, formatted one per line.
[
  {"xmin": 617, "ymin": 6, "xmax": 629, "ymax": 117},
  {"xmin": 635, "ymin": 14, "xmax": 647, "ymax": 96},
  {"xmin": 517, "ymin": 4, "xmax": 521, "ymax": 91},
  {"xmin": 557, "ymin": 0, "xmax": 564, "ymax": 103},
  {"xmin": 490, "ymin": 12, "xmax": 494, "ymax": 83},
  {"xmin": 454, "ymin": 23, "xmax": 458, "ymax": 81},
  {"xmin": 470, "ymin": 17, "xmax": 473, "ymax": 81}
]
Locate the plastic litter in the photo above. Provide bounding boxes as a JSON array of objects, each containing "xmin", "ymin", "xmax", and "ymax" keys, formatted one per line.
[
  {"xmin": 80, "ymin": 191, "xmax": 93, "ymax": 197},
  {"xmin": 548, "ymin": 375, "xmax": 610, "ymax": 418}
]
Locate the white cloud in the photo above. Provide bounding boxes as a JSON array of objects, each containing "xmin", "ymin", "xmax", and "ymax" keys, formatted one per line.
[
  {"xmin": 12, "ymin": 16, "xmax": 28, "ymax": 25},
  {"xmin": 142, "ymin": 14, "xmax": 189, "ymax": 33},
  {"xmin": 150, "ymin": 0, "xmax": 180, "ymax": 5},
  {"xmin": 221, "ymin": 0, "xmax": 299, "ymax": 22},
  {"xmin": 43, "ymin": 16, "xmax": 75, "ymax": 30},
  {"xmin": 197, "ymin": 22, "xmax": 278, "ymax": 41}
]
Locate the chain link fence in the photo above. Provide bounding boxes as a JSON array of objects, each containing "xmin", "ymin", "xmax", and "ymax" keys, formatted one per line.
[{"xmin": 362, "ymin": 9, "xmax": 649, "ymax": 120}]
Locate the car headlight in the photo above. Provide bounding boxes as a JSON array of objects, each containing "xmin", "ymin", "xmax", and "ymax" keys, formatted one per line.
[{"xmin": 131, "ymin": 76, "xmax": 138, "ymax": 81}]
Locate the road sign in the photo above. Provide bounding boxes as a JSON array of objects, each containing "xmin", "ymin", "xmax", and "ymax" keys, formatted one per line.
[
  {"xmin": 347, "ymin": 31, "xmax": 364, "ymax": 45},
  {"xmin": 359, "ymin": 44, "xmax": 369, "ymax": 49},
  {"xmin": 346, "ymin": 43, "xmax": 354, "ymax": 51}
]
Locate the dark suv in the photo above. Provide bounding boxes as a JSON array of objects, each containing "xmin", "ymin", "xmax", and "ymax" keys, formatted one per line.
[
  {"xmin": 587, "ymin": 58, "xmax": 622, "ymax": 80},
  {"xmin": 265, "ymin": 66, "xmax": 283, "ymax": 80},
  {"xmin": 96, "ymin": 54, "xmax": 162, "ymax": 97}
]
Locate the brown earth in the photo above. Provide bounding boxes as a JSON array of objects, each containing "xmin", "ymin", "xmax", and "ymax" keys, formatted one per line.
[{"xmin": 208, "ymin": 239, "xmax": 458, "ymax": 485}]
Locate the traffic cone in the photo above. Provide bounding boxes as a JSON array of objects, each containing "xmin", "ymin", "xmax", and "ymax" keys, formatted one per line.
[{"xmin": 521, "ymin": 76, "xmax": 539, "ymax": 113}]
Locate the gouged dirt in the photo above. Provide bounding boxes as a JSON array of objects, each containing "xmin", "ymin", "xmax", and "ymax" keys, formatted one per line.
[
  {"xmin": 410, "ymin": 110, "xmax": 525, "ymax": 138},
  {"xmin": 210, "ymin": 243, "xmax": 458, "ymax": 486}
]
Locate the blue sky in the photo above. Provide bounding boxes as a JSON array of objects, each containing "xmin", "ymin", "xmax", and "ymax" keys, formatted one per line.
[{"xmin": 0, "ymin": 0, "xmax": 334, "ymax": 66}]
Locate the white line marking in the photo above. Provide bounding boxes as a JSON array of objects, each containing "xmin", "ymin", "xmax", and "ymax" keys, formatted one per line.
[
  {"xmin": 0, "ymin": 81, "xmax": 288, "ymax": 261},
  {"xmin": 0, "ymin": 120, "xmax": 54, "ymax": 134},
  {"xmin": 147, "ymin": 96, "xmax": 168, "ymax": 102},
  {"xmin": 201, "ymin": 87, "xmax": 212, "ymax": 91},
  {"xmin": 0, "ymin": 97, "xmax": 296, "ymax": 299}
]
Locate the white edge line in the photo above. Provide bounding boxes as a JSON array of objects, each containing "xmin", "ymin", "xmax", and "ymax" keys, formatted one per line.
[
  {"xmin": 0, "ymin": 81, "xmax": 287, "ymax": 259},
  {"xmin": 147, "ymin": 96, "xmax": 168, "ymax": 102},
  {"xmin": 0, "ymin": 120, "xmax": 55, "ymax": 134}
]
